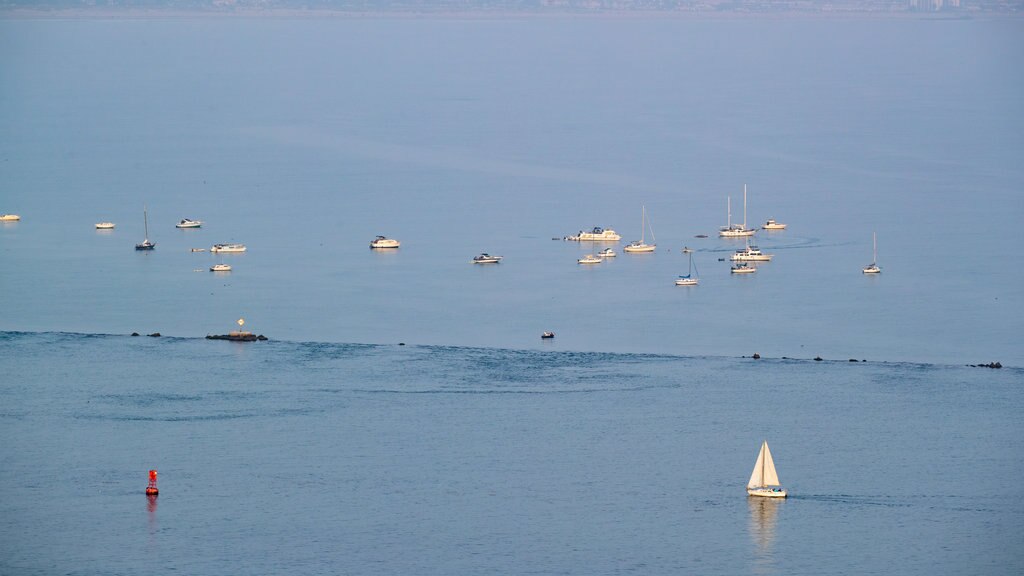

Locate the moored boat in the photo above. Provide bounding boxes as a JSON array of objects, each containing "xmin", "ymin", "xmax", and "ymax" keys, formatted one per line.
[
  {"xmin": 211, "ymin": 243, "xmax": 246, "ymax": 253},
  {"xmin": 863, "ymin": 232, "xmax": 881, "ymax": 274},
  {"xmin": 472, "ymin": 253, "xmax": 502, "ymax": 264},
  {"xmin": 210, "ymin": 264, "xmax": 232, "ymax": 272},
  {"xmin": 370, "ymin": 235, "xmax": 401, "ymax": 249},
  {"xmin": 95, "ymin": 222, "xmax": 115, "ymax": 229},
  {"xmin": 719, "ymin": 185, "xmax": 756, "ymax": 237},
  {"xmin": 176, "ymin": 218, "xmax": 202, "ymax": 228},
  {"xmin": 135, "ymin": 207, "xmax": 155, "ymax": 251},
  {"xmin": 623, "ymin": 205, "xmax": 657, "ymax": 253},
  {"xmin": 572, "ymin": 227, "xmax": 621, "ymax": 242},
  {"xmin": 577, "ymin": 254, "xmax": 602, "ymax": 264},
  {"xmin": 598, "ymin": 247, "xmax": 616, "ymax": 258},
  {"xmin": 731, "ymin": 262, "xmax": 756, "ymax": 274},
  {"xmin": 730, "ymin": 245, "xmax": 773, "ymax": 262},
  {"xmin": 762, "ymin": 219, "xmax": 787, "ymax": 230},
  {"xmin": 0, "ymin": 214, "xmax": 21, "ymax": 222}
]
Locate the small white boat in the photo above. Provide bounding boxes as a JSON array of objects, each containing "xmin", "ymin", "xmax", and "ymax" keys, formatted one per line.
[
  {"xmin": 541, "ymin": 331, "xmax": 555, "ymax": 339},
  {"xmin": 577, "ymin": 254, "xmax": 603, "ymax": 264},
  {"xmin": 472, "ymin": 253, "xmax": 502, "ymax": 264},
  {"xmin": 623, "ymin": 205, "xmax": 657, "ymax": 253},
  {"xmin": 191, "ymin": 248, "xmax": 207, "ymax": 252},
  {"xmin": 719, "ymin": 186, "xmax": 756, "ymax": 237},
  {"xmin": 135, "ymin": 207, "xmax": 155, "ymax": 251},
  {"xmin": 573, "ymin": 227, "xmax": 621, "ymax": 242},
  {"xmin": 210, "ymin": 264, "xmax": 232, "ymax": 272},
  {"xmin": 762, "ymin": 219, "xmax": 787, "ymax": 230},
  {"xmin": 731, "ymin": 262, "xmax": 756, "ymax": 274},
  {"xmin": 675, "ymin": 251, "xmax": 699, "ymax": 286},
  {"xmin": 747, "ymin": 440, "xmax": 787, "ymax": 498},
  {"xmin": 0, "ymin": 214, "xmax": 21, "ymax": 222},
  {"xmin": 370, "ymin": 235, "xmax": 400, "ymax": 249},
  {"xmin": 730, "ymin": 245, "xmax": 773, "ymax": 262},
  {"xmin": 863, "ymin": 232, "xmax": 881, "ymax": 274},
  {"xmin": 598, "ymin": 247, "xmax": 617, "ymax": 258},
  {"xmin": 95, "ymin": 222, "xmax": 115, "ymax": 229},
  {"xmin": 211, "ymin": 243, "xmax": 246, "ymax": 253},
  {"xmin": 175, "ymin": 218, "xmax": 202, "ymax": 229}
]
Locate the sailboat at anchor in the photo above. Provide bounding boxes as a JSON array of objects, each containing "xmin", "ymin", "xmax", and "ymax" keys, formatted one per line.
[
  {"xmin": 675, "ymin": 250, "xmax": 699, "ymax": 286},
  {"xmin": 747, "ymin": 440, "xmax": 787, "ymax": 498},
  {"xmin": 135, "ymin": 206, "xmax": 155, "ymax": 251},
  {"xmin": 623, "ymin": 205, "xmax": 656, "ymax": 253}
]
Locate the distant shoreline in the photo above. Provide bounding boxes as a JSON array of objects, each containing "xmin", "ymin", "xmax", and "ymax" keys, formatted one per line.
[{"xmin": 0, "ymin": 8, "xmax": 1019, "ymax": 20}]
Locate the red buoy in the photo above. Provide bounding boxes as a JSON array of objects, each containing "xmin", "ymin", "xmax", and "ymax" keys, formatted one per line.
[{"xmin": 145, "ymin": 469, "xmax": 159, "ymax": 495}]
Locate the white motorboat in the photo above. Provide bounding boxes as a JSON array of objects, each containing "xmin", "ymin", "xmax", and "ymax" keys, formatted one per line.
[
  {"xmin": 675, "ymin": 251, "xmax": 699, "ymax": 286},
  {"xmin": 175, "ymin": 218, "xmax": 202, "ymax": 228},
  {"xmin": 577, "ymin": 254, "xmax": 602, "ymax": 264},
  {"xmin": 211, "ymin": 243, "xmax": 246, "ymax": 253},
  {"xmin": 573, "ymin": 227, "xmax": 621, "ymax": 242},
  {"xmin": 0, "ymin": 214, "xmax": 21, "ymax": 222},
  {"xmin": 598, "ymin": 247, "xmax": 617, "ymax": 258},
  {"xmin": 863, "ymin": 232, "xmax": 881, "ymax": 274},
  {"xmin": 731, "ymin": 262, "xmax": 756, "ymax": 274},
  {"xmin": 210, "ymin": 264, "xmax": 232, "ymax": 272},
  {"xmin": 762, "ymin": 219, "xmax": 787, "ymax": 230},
  {"xmin": 370, "ymin": 235, "xmax": 401, "ymax": 249},
  {"xmin": 135, "ymin": 207, "xmax": 155, "ymax": 251},
  {"xmin": 730, "ymin": 245, "xmax": 773, "ymax": 261},
  {"xmin": 747, "ymin": 440, "xmax": 787, "ymax": 498},
  {"xmin": 95, "ymin": 222, "xmax": 115, "ymax": 229},
  {"xmin": 719, "ymin": 185, "xmax": 756, "ymax": 237},
  {"xmin": 623, "ymin": 205, "xmax": 657, "ymax": 253},
  {"xmin": 472, "ymin": 253, "xmax": 502, "ymax": 264}
]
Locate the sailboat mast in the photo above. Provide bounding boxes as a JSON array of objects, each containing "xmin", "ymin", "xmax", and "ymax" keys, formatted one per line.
[
  {"xmin": 873, "ymin": 232, "xmax": 877, "ymax": 263},
  {"xmin": 727, "ymin": 196, "xmax": 732, "ymax": 228},
  {"xmin": 143, "ymin": 206, "xmax": 149, "ymax": 240},
  {"xmin": 743, "ymin": 184, "xmax": 748, "ymax": 229},
  {"xmin": 640, "ymin": 205, "xmax": 645, "ymax": 243}
]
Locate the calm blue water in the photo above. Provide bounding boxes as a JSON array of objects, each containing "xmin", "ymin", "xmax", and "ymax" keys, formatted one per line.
[{"xmin": 1, "ymin": 15, "xmax": 1022, "ymax": 575}]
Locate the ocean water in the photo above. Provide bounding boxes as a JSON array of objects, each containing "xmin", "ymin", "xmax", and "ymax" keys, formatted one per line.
[{"xmin": 1, "ymin": 14, "xmax": 1022, "ymax": 575}]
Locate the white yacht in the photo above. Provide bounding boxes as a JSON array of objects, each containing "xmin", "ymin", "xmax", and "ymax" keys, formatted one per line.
[
  {"xmin": 210, "ymin": 264, "xmax": 232, "ymax": 272},
  {"xmin": 731, "ymin": 262, "xmax": 756, "ymax": 274},
  {"xmin": 175, "ymin": 218, "xmax": 202, "ymax": 229},
  {"xmin": 623, "ymin": 205, "xmax": 656, "ymax": 253},
  {"xmin": 0, "ymin": 214, "xmax": 21, "ymax": 222},
  {"xmin": 370, "ymin": 235, "xmax": 400, "ymax": 249},
  {"xmin": 574, "ymin": 227, "xmax": 621, "ymax": 241},
  {"xmin": 95, "ymin": 222, "xmax": 115, "ymax": 229},
  {"xmin": 472, "ymin": 253, "xmax": 502, "ymax": 264},
  {"xmin": 762, "ymin": 219, "xmax": 787, "ymax": 230},
  {"xmin": 211, "ymin": 243, "xmax": 246, "ymax": 253},
  {"xmin": 598, "ymin": 247, "xmax": 617, "ymax": 258},
  {"xmin": 577, "ymin": 254, "xmax": 603, "ymax": 264},
  {"xmin": 719, "ymin": 185, "xmax": 756, "ymax": 237},
  {"xmin": 730, "ymin": 245, "xmax": 773, "ymax": 262}
]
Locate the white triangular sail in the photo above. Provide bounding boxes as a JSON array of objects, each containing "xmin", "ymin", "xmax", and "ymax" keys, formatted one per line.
[{"xmin": 748, "ymin": 441, "xmax": 781, "ymax": 488}]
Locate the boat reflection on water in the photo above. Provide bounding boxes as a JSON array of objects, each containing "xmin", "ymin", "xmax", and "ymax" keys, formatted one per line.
[{"xmin": 748, "ymin": 496, "xmax": 782, "ymax": 573}]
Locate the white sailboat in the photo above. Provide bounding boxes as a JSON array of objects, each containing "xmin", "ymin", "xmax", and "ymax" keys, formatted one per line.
[
  {"xmin": 623, "ymin": 205, "xmax": 656, "ymax": 253},
  {"xmin": 675, "ymin": 250, "xmax": 699, "ymax": 286},
  {"xmin": 747, "ymin": 440, "xmax": 787, "ymax": 498},
  {"xmin": 135, "ymin": 206, "xmax": 155, "ymax": 251},
  {"xmin": 863, "ymin": 232, "xmax": 881, "ymax": 274},
  {"xmin": 719, "ymin": 185, "xmax": 756, "ymax": 237}
]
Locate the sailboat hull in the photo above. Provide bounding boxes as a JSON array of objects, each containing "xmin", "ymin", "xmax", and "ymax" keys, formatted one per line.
[{"xmin": 747, "ymin": 487, "xmax": 787, "ymax": 498}]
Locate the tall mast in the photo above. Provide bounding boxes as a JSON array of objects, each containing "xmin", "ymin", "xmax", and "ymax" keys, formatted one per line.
[
  {"xmin": 640, "ymin": 205, "xmax": 645, "ymax": 243},
  {"xmin": 143, "ymin": 206, "xmax": 149, "ymax": 240},
  {"xmin": 727, "ymin": 196, "xmax": 732, "ymax": 228},
  {"xmin": 743, "ymin": 184, "xmax": 748, "ymax": 229},
  {"xmin": 873, "ymin": 232, "xmax": 877, "ymax": 263}
]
